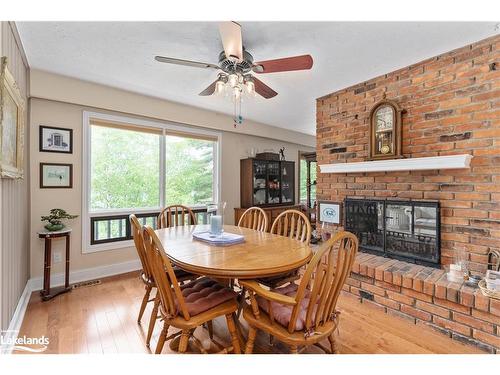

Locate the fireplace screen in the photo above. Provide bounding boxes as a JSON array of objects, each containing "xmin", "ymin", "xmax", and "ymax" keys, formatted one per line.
[{"xmin": 344, "ymin": 199, "xmax": 440, "ymax": 267}]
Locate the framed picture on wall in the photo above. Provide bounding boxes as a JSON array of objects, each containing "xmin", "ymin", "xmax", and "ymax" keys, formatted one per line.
[
  {"xmin": 40, "ymin": 163, "xmax": 73, "ymax": 188},
  {"xmin": 0, "ymin": 56, "xmax": 26, "ymax": 179},
  {"xmin": 318, "ymin": 201, "xmax": 341, "ymax": 224},
  {"xmin": 39, "ymin": 125, "xmax": 73, "ymax": 154}
]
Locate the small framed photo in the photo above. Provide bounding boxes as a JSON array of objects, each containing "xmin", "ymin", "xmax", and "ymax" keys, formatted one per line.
[
  {"xmin": 39, "ymin": 125, "xmax": 73, "ymax": 154},
  {"xmin": 318, "ymin": 201, "xmax": 342, "ymax": 224},
  {"xmin": 40, "ymin": 163, "xmax": 73, "ymax": 188}
]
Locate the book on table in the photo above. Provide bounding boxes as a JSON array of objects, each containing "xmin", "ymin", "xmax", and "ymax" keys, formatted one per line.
[{"xmin": 192, "ymin": 231, "xmax": 245, "ymax": 246}]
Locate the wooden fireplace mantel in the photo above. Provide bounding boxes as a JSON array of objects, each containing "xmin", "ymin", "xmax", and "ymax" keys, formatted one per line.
[{"xmin": 319, "ymin": 154, "xmax": 472, "ymax": 174}]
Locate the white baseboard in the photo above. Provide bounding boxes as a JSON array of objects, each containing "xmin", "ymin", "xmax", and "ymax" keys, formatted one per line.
[
  {"xmin": 1, "ymin": 259, "xmax": 141, "ymax": 354},
  {"xmin": 29, "ymin": 259, "xmax": 142, "ymax": 291},
  {"xmin": 1, "ymin": 282, "xmax": 32, "ymax": 354}
]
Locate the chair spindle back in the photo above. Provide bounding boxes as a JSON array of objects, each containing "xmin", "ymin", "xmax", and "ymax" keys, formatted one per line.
[
  {"xmin": 158, "ymin": 205, "xmax": 197, "ymax": 229},
  {"xmin": 270, "ymin": 209, "xmax": 311, "ymax": 244},
  {"xmin": 130, "ymin": 214, "xmax": 153, "ymax": 282},
  {"xmin": 288, "ymin": 231, "xmax": 358, "ymax": 333},
  {"xmin": 142, "ymin": 226, "xmax": 192, "ymax": 321},
  {"xmin": 238, "ymin": 207, "xmax": 268, "ymax": 232}
]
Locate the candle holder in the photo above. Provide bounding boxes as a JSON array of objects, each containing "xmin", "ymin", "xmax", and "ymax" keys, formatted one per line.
[
  {"xmin": 446, "ymin": 248, "xmax": 469, "ymax": 282},
  {"xmin": 209, "ymin": 201, "xmax": 226, "ymax": 237}
]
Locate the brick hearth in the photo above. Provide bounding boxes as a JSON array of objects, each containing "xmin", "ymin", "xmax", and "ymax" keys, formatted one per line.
[{"xmin": 342, "ymin": 254, "xmax": 499, "ymax": 353}]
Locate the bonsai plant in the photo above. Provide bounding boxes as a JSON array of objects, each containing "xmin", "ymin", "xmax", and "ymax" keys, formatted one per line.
[{"xmin": 41, "ymin": 208, "xmax": 78, "ymax": 231}]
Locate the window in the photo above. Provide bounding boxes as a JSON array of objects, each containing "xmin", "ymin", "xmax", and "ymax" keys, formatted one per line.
[
  {"xmin": 310, "ymin": 161, "xmax": 317, "ymax": 202},
  {"xmin": 91, "ymin": 124, "xmax": 161, "ymax": 210},
  {"xmin": 299, "ymin": 159, "xmax": 307, "ymax": 203},
  {"xmin": 83, "ymin": 112, "xmax": 221, "ymax": 252},
  {"xmin": 165, "ymin": 135, "xmax": 214, "ymax": 206},
  {"xmin": 299, "ymin": 155, "xmax": 317, "ymax": 205}
]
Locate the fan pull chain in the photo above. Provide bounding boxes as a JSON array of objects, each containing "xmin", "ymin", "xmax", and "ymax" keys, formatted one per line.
[{"xmin": 233, "ymin": 94, "xmax": 243, "ymax": 127}]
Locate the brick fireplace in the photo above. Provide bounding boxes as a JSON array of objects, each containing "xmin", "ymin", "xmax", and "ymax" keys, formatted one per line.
[{"xmin": 316, "ymin": 34, "xmax": 499, "ymax": 352}]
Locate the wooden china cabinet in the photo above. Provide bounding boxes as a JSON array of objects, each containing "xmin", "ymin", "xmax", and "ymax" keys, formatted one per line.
[{"xmin": 235, "ymin": 157, "xmax": 299, "ymax": 227}]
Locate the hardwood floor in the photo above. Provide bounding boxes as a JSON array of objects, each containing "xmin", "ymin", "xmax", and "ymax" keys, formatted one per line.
[{"xmin": 15, "ymin": 271, "xmax": 483, "ymax": 354}]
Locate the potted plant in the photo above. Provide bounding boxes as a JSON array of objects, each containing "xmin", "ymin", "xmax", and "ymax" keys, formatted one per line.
[{"xmin": 41, "ymin": 208, "xmax": 78, "ymax": 231}]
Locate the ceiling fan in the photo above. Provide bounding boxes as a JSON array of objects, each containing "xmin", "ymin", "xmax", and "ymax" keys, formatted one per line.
[{"xmin": 154, "ymin": 21, "xmax": 314, "ymax": 101}]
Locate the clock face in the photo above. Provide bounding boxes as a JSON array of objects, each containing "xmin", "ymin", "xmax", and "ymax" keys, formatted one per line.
[{"xmin": 375, "ymin": 105, "xmax": 394, "ymax": 132}]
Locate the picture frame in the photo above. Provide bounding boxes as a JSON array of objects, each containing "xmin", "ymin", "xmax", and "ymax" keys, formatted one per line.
[
  {"xmin": 40, "ymin": 163, "xmax": 73, "ymax": 189},
  {"xmin": 39, "ymin": 125, "xmax": 73, "ymax": 154},
  {"xmin": 318, "ymin": 201, "xmax": 341, "ymax": 224},
  {"xmin": 0, "ymin": 57, "xmax": 26, "ymax": 179}
]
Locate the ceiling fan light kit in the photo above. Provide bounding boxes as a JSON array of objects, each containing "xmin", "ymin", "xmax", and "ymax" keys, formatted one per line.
[{"xmin": 154, "ymin": 21, "xmax": 313, "ymax": 127}]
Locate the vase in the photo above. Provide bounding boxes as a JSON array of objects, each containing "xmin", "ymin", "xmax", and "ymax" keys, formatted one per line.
[{"xmin": 44, "ymin": 223, "xmax": 65, "ymax": 231}]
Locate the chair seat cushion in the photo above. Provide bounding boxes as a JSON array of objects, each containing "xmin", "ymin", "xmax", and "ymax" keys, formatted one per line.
[
  {"xmin": 173, "ymin": 266, "xmax": 195, "ymax": 281},
  {"xmin": 256, "ymin": 283, "xmax": 316, "ymax": 331},
  {"xmin": 178, "ymin": 277, "xmax": 238, "ymax": 317}
]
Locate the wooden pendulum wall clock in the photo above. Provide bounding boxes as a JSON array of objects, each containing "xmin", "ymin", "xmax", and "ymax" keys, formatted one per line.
[{"xmin": 368, "ymin": 97, "xmax": 403, "ymax": 160}]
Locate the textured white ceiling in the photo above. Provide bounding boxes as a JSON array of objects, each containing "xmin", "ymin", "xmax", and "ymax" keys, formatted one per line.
[{"xmin": 17, "ymin": 22, "xmax": 499, "ymax": 135}]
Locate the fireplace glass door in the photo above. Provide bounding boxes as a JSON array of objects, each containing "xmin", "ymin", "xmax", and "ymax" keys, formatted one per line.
[
  {"xmin": 345, "ymin": 199, "xmax": 440, "ymax": 267},
  {"xmin": 344, "ymin": 200, "xmax": 384, "ymax": 254}
]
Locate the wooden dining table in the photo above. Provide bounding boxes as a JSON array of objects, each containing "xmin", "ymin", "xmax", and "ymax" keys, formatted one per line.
[
  {"xmin": 154, "ymin": 224, "xmax": 313, "ymax": 351},
  {"xmin": 155, "ymin": 224, "xmax": 312, "ymax": 280}
]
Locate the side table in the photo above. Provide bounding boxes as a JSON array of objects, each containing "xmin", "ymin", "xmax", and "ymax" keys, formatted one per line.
[{"xmin": 37, "ymin": 228, "xmax": 72, "ymax": 301}]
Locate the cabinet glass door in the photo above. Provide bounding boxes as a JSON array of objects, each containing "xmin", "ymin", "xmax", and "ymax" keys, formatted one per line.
[
  {"xmin": 267, "ymin": 161, "xmax": 281, "ymax": 204},
  {"xmin": 253, "ymin": 161, "xmax": 267, "ymax": 205},
  {"xmin": 281, "ymin": 161, "xmax": 294, "ymax": 204}
]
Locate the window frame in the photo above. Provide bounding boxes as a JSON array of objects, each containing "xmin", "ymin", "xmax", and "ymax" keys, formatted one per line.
[
  {"xmin": 82, "ymin": 111, "xmax": 222, "ymax": 253},
  {"xmin": 298, "ymin": 151, "xmax": 317, "ymax": 206}
]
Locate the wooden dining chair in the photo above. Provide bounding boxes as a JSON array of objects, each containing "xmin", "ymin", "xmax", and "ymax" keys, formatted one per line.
[
  {"xmin": 237, "ymin": 207, "xmax": 268, "ymax": 232},
  {"xmin": 240, "ymin": 231, "xmax": 358, "ymax": 354},
  {"xmin": 130, "ymin": 214, "xmax": 196, "ymax": 348},
  {"xmin": 157, "ymin": 204, "xmax": 197, "ymax": 229},
  {"xmin": 257, "ymin": 209, "xmax": 312, "ymax": 288},
  {"xmin": 158, "ymin": 205, "xmax": 218, "ymax": 338},
  {"xmin": 156, "ymin": 205, "xmax": 199, "ymax": 286},
  {"xmin": 271, "ymin": 209, "xmax": 311, "ymax": 244},
  {"xmin": 142, "ymin": 226, "xmax": 241, "ymax": 354}
]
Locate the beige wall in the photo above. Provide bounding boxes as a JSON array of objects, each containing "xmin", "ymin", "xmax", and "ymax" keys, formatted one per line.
[
  {"xmin": 29, "ymin": 96, "xmax": 313, "ymax": 280},
  {"xmin": 221, "ymin": 132, "xmax": 312, "ymax": 225},
  {"xmin": 0, "ymin": 22, "xmax": 30, "ymax": 331},
  {"xmin": 30, "ymin": 69, "xmax": 316, "ymax": 147}
]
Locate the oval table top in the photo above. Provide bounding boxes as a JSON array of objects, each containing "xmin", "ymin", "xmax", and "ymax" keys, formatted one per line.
[{"xmin": 155, "ymin": 224, "xmax": 312, "ymax": 279}]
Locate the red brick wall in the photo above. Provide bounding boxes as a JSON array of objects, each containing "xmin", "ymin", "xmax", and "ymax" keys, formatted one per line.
[{"xmin": 316, "ymin": 35, "xmax": 500, "ymax": 273}]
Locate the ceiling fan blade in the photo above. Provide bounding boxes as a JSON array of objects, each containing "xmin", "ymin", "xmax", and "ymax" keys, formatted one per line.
[
  {"xmin": 198, "ymin": 80, "xmax": 218, "ymax": 96},
  {"xmin": 218, "ymin": 21, "xmax": 243, "ymax": 62},
  {"xmin": 253, "ymin": 77, "xmax": 278, "ymax": 99},
  {"xmin": 155, "ymin": 56, "xmax": 219, "ymax": 70},
  {"xmin": 253, "ymin": 54, "xmax": 313, "ymax": 74}
]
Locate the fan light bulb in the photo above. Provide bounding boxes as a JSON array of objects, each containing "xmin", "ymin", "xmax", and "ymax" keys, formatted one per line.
[
  {"xmin": 215, "ymin": 80, "xmax": 225, "ymax": 94},
  {"xmin": 245, "ymin": 80, "xmax": 255, "ymax": 95},
  {"xmin": 228, "ymin": 74, "xmax": 238, "ymax": 88}
]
